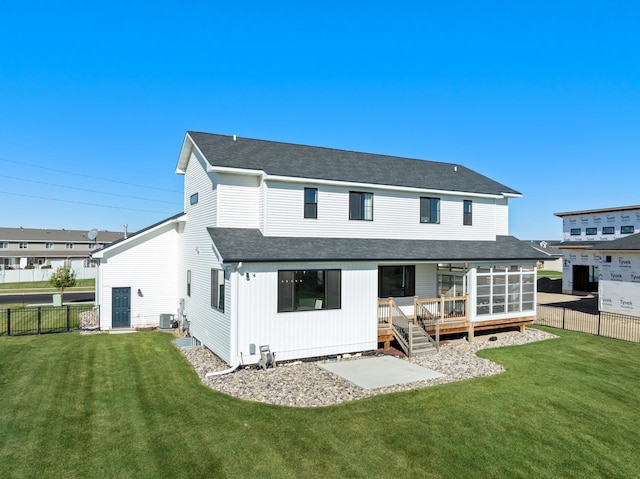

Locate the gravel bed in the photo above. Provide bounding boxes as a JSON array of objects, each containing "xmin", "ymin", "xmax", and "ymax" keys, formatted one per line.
[{"xmin": 181, "ymin": 328, "xmax": 557, "ymax": 407}]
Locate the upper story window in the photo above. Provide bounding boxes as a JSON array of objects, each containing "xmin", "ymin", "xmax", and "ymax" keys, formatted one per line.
[
  {"xmin": 0, "ymin": 242, "xmax": 7, "ymax": 248},
  {"xmin": 190, "ymin": 193, "xmax": 199, "ymax": 205},
  {"xmin": 463, "ymin": 200, "xmax": 472, "ymax": 226},
  {"xmin": 585, "ymin": 228, "xmax": 597, "ymax": 236},
  {"xmin": 570, "ymin": 228, "xmax": 581, "ymax": 236},
  {"xmin": 65, "ymin": 243, "xmax": 74, "ymax": 249},
  {"xmin": 277, "ymin": 269, "xmax": 341, "ymax": 312},
  {"xmin": 19, "ymin": 242, "xmax": 28, "ymax": 249},
  {"xmin": 349, "ymin": 191, "xmax": 373, "ymax": 221},
  {"xmin": 420, "ymin": 197, "xmax": 440, "ymax": 224},
  {"xmin": 621, "ymin": 225, "xmax": 635, "ymax": 234},
  {"xmin": 46, "ymin": 242, "xmax": 54, "ymax": 249},
  {"xmin": 602, "ymin": 226, "xmax": 615, "ymax": 235},
  {"xmin": 304, "ymin": 188, "xmax": 317, "ymax": 219}
]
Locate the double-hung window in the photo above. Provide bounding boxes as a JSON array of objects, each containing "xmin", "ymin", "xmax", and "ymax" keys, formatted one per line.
[
  {"xmin": 304, "ymin": 188, "xmax": 317, "ymax": 219},
  {"xmin": 19, "ymin": 242, "xmax": 27, "ymax": 249},
  {"xmin": 378, "ymin": 266, "xmax": 415, "ymax": 298},
  {"xmin": 463, "ymin": 200, "xmax": 472, "ymax": 226},
  {"xmin": 420, "ymin": 197, "xmax": 440, "ymax": 223},
  {"xmin": 211, "ymin": 269, "xmax": 225, "ymax": 312},
  {"xmin": 349, "ymin": 191, "xmax": 373, "ymax": 221},
  {"xmin": 278, "ymin": 269, "xmax": 341, "ymax": 312}
]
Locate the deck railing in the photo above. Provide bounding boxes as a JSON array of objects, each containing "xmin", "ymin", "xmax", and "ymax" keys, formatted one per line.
[
  {"xmin": 415, "ymin": 295, "xmax": 468, "ymax": 323},
  {"xmin": 378, "ymin": 298, "xmax": 412, "ymax": 356}
]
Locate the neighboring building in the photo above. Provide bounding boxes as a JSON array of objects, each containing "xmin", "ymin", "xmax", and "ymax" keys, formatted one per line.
[
  {"xmin": 555, "ymin": 205, "xmax": 640, "ymax": 317},
  {"xmin": 555, "ymin": 206, "xmax": 640, "ymax": 293},
  {"xmin": 93, "ymin": 131, "xmax": 547, "ymax": 365},
  {"xmin": 0, "ymin": 227, "xmax": 123, "ymax": 270},
  {"xmin": 528, "ymin": 240, "xmax": 562, "ymax": 272}
]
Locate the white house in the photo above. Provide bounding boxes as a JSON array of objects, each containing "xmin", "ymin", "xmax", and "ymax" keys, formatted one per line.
[
  {"xmin": 93, "ymin": 131, "xmax": 547, "ymax": 365},
  {"xmin": 555, "ymin": 205, "xmax": 640, "ymax": 317}
]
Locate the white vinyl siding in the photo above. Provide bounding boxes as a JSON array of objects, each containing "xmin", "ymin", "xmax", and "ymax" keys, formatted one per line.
[
  {"xmin": 217, "ymin": 173, "xmax": 260, "ymax": 228},
  {"xmin": 235, "ymin": 261, "xmax": 378, "ymax": 363},
  {"xmin": 264, "ymin": 181, "xmax": 498, "ymax": 240},
  {"xmin": 97, "ymin": 224, "xmax": 179, "ymax": 330},
  {"xmin": 185, "ymin": 150, "xmax": 217, "ymax": 224}
]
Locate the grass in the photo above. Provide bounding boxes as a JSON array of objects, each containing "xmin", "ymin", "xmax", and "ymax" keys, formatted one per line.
[
  {"xmin": 1, "ymin": 328, "xmax": 639, "ymax": 478},
  {"xmin": 0, "ymin": 304, "xmax": 95, "ymax": 336},
  {"xmin": 537, "ymin": 270, "xmax": 562, "ymax": 279},
  {"xmin": 0, "ymin": 279, "xmax": 94, "ymax": 294}
]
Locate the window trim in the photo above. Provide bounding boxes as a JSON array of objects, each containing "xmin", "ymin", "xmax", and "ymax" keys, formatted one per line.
[
  {"xmin": 420, "ymin": 197, "xmax": 440, "ymax": 224},
  {"xmin": 277, "ymin": 269, "xmax": 341, "ymax": 313},
  {"xmin": 349, "ymin": 191, "xmax": 373, "ymax": 221},
  {"xmin": 463, "ymin": 200, "xmax": 472, "ymax": 226},
  {"xmin": 190, "ymin": 192, "xmax": 199, "ymax": 205},
  {"xmin": 304, "ymin": 187, "xmax": 318, "ymax": 219},
  {"xmin": 378, "ymin": 265, "xmax": 416, "ymax": 298},
  {"xmin": 211, "ymin": 269, "xmax": 225, "ymax": 312}
]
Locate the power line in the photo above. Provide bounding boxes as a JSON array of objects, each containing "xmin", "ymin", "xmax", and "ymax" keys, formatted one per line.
[
  {"xmin": 0, "ymin": 173, "xmax": 182, "ymax": 205},
  {"xmin": 0, "ymin": 190, "xmax": 179, "ymax": 215},
  {"xmin": 0, "ymin": 157, "xmax": 182, "ymax": 194}
]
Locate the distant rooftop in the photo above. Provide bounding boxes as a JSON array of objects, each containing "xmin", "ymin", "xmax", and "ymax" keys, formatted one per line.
[{"xmin": 555, "ymin": 205, "xmax": 640, "ymax": 217}]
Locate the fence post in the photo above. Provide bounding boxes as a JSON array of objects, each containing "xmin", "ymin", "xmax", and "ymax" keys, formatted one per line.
[
  {"xmin": 6, "ymin": 308, "xmax": 10, "ymax": 336},
  {"xmin": 66, "ymin": 305, "xmax": 71, "ymax": 332},
  {"xmin": 37, "ymin": 307, "xmax": 42, "ymax": 334},
  {"xmin": 597, "ymin": 312, "xmax": 601, "ymax": 336},
  {"xmin": 562, "ymin": 307, "xmax": 566, "ymax": 329}
]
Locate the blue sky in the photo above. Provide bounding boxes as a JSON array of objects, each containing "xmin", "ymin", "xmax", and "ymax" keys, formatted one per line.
[{"xmin": 1, "ymin": 1, "xmax": 639, "ymax": 239}]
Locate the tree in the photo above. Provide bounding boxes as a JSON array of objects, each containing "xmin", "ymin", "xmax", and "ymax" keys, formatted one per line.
[{"xmin": 49, "ymin": 265, "xmax": 77, "ymax": 302}]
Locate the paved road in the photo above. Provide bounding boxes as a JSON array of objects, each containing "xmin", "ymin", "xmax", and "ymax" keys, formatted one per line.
[{"xmin": 0, "ymin": 292, "xmax": 94, "ymax": 305}]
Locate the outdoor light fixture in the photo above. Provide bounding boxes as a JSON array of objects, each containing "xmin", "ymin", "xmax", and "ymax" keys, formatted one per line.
[{"xmin": 137, "ymin": 288, "xmax": 143, "ymax": 296}]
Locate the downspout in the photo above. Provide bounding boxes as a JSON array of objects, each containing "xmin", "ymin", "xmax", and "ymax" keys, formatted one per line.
[{"xmin": 205, "ymin": 264, "xmax": 241, "ymax": 377}]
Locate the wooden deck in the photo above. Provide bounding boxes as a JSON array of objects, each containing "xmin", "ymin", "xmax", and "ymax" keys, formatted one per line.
[{"xmin": 378, "ymin": 295, "xmax": 535, "ymax": 351}]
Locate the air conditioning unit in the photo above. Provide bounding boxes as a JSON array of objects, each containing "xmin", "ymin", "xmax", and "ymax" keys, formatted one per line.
[{"xmin": 159, "ymin": 314, "xmax": 175, "ymax": 330}]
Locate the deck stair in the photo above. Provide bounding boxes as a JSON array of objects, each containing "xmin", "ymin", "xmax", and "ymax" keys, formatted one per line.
[{"xmin": 410, "ymin": 323, "xmax": 436, "ymax": 355}]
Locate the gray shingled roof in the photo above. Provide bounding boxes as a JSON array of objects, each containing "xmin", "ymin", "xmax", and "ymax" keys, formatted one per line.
[
  {"xmin": 207, "ymin": 228, "xmax": 547, "ymax": 263},
  {"xmin": 188, "ymin": 132, "xmax": 521, "ymax": 196},
  {"xmin": 554, "ymin": 233, "xmax": 640, "ymax": 252},
  {"xmin": 0, "ymin": 227, "xmax": 123, "ymax": 243}
]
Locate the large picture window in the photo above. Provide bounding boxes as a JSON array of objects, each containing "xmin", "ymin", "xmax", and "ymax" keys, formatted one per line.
[
  {"xmin": 211, "ymin": 269, "xmax": 225, "ymax": 312},
  {"xmin": 278, "ymin": 269, "xmax": 341, "ymax": 312},
  {"xmin": 420, "ymin": 197, "xmax": 440, "ymax": 224},
  {"xmin": 378, "ymin": 265, "xmax": 415, "ymax": 298},
  {"xmin": 349, "ymin": 191, "xmax": 373, "ymax": 221}
]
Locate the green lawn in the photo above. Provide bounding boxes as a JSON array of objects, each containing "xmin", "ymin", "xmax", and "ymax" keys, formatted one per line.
[
  {"xmin": 0, "ymin": 278, "xmax": 95, "ymax": 293},
  {"xmin": 537, "ymin": 270, "xmax": 562, "ymax": 279},
  {"xmin": 1, "ymin": 328, "xmax": 639, "ymax": 478}
]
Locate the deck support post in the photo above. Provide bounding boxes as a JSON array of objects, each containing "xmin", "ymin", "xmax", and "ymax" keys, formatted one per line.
[{"xmin": 468, "ymin": 320, "xmax": 474, "ymax": 342}]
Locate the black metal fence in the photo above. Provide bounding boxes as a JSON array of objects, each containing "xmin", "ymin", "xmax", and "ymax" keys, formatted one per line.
[
  {"xmin": 535, "ymin": 304, "xmax": 640, "ymax": 343},
  {"xmin": 0, "ymin": 304, "xmax": 98, "ymax": 336}
]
